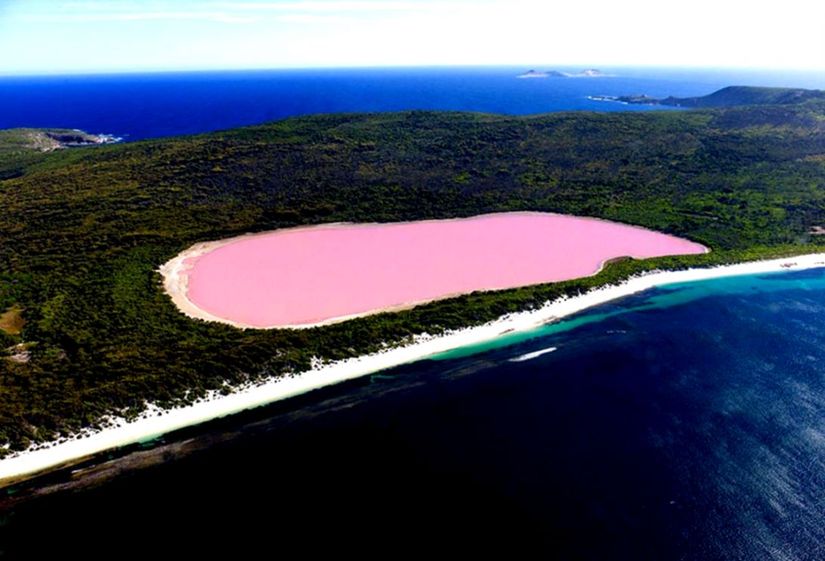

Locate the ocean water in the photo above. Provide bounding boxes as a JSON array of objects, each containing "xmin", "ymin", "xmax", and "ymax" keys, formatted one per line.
[
  {"xmin": 1, "ymin": 66, "xmax": 824, "ymax": 140},
  {"xmin": 3, "ymin": 268, "xmax": 825, "ymax": 559}
]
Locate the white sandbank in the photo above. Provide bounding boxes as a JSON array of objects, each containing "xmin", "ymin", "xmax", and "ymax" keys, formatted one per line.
[{"xmin": 2, "ymin": 252, "xmax": 824, "ymax": 483}]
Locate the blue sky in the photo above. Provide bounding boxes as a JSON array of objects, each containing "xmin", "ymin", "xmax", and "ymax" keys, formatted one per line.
[{"xmin": 2, "ymin": 0, "xmax": 824, "ymax": 74}]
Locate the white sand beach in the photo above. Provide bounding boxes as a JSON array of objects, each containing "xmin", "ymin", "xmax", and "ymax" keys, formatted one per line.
[{"xmin": 2, "ymin": 252, "xmax": 824, "ymax": 484}]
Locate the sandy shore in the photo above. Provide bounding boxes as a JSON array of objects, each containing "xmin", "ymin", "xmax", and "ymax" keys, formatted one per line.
[{"xmin": 2, "ymin": 252, "xmax": 824, "ymax": 484}]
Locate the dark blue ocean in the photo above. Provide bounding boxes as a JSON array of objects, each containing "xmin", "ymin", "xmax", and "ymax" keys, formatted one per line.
[
  {"xmin": 3, "ymin": 268, "xmax": 825, "ymax": 559},
  {"xmin": 2, "ymin": 66, "xmax": 825, "ymax": 140}
]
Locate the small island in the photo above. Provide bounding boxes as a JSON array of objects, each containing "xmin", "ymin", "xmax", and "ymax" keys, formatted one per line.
[
  {"xmin": 517, "ymin": 68, "xmax": 607, "ymax": 78},
  {"xmin": 575, "ymin": 69, "xmax": 606, "ymax": 77},
  {"xmin": 517, "ymin": 69, "xmax": 566, "ymax": 79}
]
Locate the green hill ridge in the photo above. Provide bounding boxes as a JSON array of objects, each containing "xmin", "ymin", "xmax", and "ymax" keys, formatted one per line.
[{"xmin": 611, "ymin": 85, "xmax": 825, "ymax": 108}]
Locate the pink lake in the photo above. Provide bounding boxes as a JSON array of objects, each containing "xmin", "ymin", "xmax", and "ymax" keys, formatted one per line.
[{"xmin": 183, "ymin": 213, "xmax": 707, "ymax": 328}]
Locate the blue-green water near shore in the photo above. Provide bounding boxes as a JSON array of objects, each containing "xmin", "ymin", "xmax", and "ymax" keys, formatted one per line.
[
  {"xmin": 434, "ymin": 267, "xmax": 825, "ymax": 361},
  {"xmin": 2, "ymin": 268, "xmax": 825, "ymax": 559}
]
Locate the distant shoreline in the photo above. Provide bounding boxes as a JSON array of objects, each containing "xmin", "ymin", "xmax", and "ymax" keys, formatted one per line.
[{"xmin": 3, "ymin": 252, "xmax": 824, "ymax": 486}]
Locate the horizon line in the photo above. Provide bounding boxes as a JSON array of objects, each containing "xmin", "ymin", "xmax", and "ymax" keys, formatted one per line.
[{"xmin": 2, "ymin": 63, "xmax": 825, "ymax": 79}]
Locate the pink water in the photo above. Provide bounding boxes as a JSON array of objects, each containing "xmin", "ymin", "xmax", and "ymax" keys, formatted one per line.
[{"xmin": 185, "ymin": 213, "xmax": 707, "ymax": 327}]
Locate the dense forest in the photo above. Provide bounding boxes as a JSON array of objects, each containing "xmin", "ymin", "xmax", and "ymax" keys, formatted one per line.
[{"xmin": 1, "ymin": 90, "xmax": 825, "ymax": 455}]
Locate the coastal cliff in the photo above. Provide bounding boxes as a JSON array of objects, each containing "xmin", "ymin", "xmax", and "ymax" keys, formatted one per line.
[{"xmin": 0, "ymin": 128, "xmax": 119, "ymax": 152}]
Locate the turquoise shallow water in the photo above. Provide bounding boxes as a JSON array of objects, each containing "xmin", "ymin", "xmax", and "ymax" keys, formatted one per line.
[
  {"xmin": 435, "ymin": 267, "xmax": 825, "ymax": 361},
  {"xmin": 3, "ymin": 267, "xmax": 825, "ymax": 559}
]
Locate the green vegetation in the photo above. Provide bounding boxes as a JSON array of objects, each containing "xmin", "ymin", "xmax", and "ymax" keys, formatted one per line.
[
  {"xmin": 664, "ymin": 86, "xmax": 825, "ymax": 107},
  {"xmin": 618, "ymin": 86, "xmax": 825, "ymax": 108},
  {"xmin": 1, "ymin": 94, "xmax": 825, "ymax": 455},
  {"xmin": 0, "ymin": 128, "xmax": 114, "ymax": 181}
]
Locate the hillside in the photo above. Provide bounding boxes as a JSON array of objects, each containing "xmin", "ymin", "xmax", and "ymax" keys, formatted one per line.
[
  {"xmin": 661, "ymin": 86, "xmax": 825, "ymax": 107},
  {"xmin": 614, "ymin": 86, "xmax": 825, "ymax": 108},
  {"xmin": 0, "ymin": 128, "xmax": 119, "ymax": 181},
  {"xmin": 1, "ymin": 98, "xmax": 825, "ymax": 455}
]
